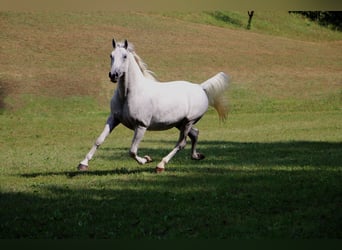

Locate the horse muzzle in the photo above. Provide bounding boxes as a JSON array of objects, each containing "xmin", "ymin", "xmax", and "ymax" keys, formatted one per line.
[{"xmin": 109, "ymin": 72, "xmax": 118, "ymax": 83}]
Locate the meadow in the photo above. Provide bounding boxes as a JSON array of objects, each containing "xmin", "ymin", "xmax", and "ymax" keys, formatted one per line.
[{"xmin": 0, "ymin": 11, "xmax": 341, "ymax": 239}]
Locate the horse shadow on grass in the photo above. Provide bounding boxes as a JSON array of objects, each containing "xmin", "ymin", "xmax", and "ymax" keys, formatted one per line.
[
  {"xmin": 20, "ymin": 166, "xmax": 155, "ymax": 179},
  {"xmin": 196, "ymin": 140, "xmax": 341, "ymax": 168},
  {"xmin": 20, "ymin": 140, "xmax": 342, "ymax": 179},
  {"xmin": 6, "ymin": 140, "xmax": 342, "ymax": 238},
  {"xmin": 99, "ymin": 139, "xmax": 341, "ymax": 168}
]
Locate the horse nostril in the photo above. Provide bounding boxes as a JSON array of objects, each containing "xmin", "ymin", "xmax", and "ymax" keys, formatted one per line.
[
  {"xmin": 109, "ymin": 72, "xmax": 119, "ymax": 79},
  {"xmin": 109, "ymin": 72, "xmax": 119, "ymax": 83}
]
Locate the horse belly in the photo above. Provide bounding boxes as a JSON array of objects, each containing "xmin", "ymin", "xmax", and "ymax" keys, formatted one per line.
[
  {"xmin": 148, "ymin": 110, "xmax": 187, "ymax": 130},
  {"xmin": 147, "ymin": 121, "xmax": 180, "ymax": 131},
  {"xmin": 149, "ymin": 89, "xmax": 208, "ymax": 130}
]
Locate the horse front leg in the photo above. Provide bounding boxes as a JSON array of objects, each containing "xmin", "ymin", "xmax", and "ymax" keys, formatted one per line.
[
  {"xmin": 78, "ymin": 115, "xmax": 119, "ymax": 171},
  {"xmin": 129, "ymin": 125, "xmax": 153, "ymax": 165}
]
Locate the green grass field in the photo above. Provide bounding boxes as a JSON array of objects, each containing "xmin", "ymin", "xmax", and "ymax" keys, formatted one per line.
[{"xmin": 0, "ymin": 11, "xmax": 341, "ymax": 239}]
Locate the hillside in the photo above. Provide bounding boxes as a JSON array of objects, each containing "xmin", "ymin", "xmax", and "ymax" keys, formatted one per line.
[
  {"xmin": 1, "ymin": 11, "xmax": 341, "ymax": 113},
  {"xmin": 160, "ymin": 11, "xmax": 342, "ymax": 41},
  {"xmin": 1, "ymin": 11, "xmax": 341, "ymax": 239}
]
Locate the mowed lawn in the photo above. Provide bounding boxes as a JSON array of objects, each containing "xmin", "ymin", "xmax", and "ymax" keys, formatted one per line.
[{"xmin": 0, "ymin": 12, "xmax": 341, "ymax": 239}]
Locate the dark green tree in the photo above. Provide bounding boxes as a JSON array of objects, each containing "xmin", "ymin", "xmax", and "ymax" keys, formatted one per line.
[{"xmin": 290, "ymin": 11, "xmax": 342, "ymax": 31}]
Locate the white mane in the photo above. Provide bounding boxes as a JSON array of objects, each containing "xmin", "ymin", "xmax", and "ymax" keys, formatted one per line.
[{"xmin": 116, "ymin": 41, "xmax": 157, "ymax": 81}]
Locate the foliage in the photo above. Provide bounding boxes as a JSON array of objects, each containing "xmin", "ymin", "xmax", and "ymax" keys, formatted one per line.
[
  {"xmin": 290, "ymin": 11, "xmax": 342, "ymax": 31},
  {"xmin": 206, "ymin": 11, "xmax": 243, "ymax": 28}
]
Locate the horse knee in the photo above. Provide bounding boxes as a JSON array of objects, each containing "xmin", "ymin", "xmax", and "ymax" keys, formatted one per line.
[
  {"xmin": 95, "ymin": 137, "xmax": 104, "ymax": 146},
  {"xmin": 96, "ymin": 132, "xmax": 109, "ymax": 146},
  {"xmin": 95, "ymin": 124, "xmax": 112, "ymax": 146}
]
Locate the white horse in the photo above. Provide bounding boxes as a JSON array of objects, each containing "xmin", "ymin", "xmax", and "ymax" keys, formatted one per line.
[{"xmin": 78, "ymin": 39, "xmax": 230, "ymax": 172}]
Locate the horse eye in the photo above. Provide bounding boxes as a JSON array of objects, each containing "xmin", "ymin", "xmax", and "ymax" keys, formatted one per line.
[{"xmin": 123, "ymin": 55, "xmax": 127, "ymax": 59}]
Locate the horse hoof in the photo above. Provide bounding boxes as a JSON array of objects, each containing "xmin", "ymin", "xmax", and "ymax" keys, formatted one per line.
[
  {"xmin": 191, "ymin": 153, "xmax": 205, "ymax": 160},
  {"xmin": 144, "ymin": 155, "xmax": 153, "ymax": 163},
  {"xmin": 77, "ymin": 164, "xmax": 89, "ymax": 171},
  {"xmin": 155, "ymin": 166, "xmax": 165, "ymax": 173}
]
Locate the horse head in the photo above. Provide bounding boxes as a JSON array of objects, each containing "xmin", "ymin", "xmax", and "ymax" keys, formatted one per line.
[{"xmin": 108, "ymin": 39, "xmax": 129, "ymax": 83}]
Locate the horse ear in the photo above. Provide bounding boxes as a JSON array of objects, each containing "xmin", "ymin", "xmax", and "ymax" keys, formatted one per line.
[
  {"xmin": 124, "ymin": 39, "xmax": 128, "ymax": 49},
  {"xmin": 112, "ymin": 38, "xmax": 116, "ymax": 48}
]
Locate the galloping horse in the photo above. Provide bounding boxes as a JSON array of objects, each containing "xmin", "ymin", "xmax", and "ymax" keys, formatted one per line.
[{"xmin": 78, "ymin": 39, "xmax": 230, "ymax": 172}]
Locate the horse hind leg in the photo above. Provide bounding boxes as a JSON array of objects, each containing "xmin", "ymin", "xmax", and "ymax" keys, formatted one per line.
[
  {"xmin": 78, "ymin": 115, "xmax": 119, "ymax": 171},
  {"xmin": 156, "ymin": 122, "xmax": 193, "ymax": 173},
  {"xmin": 188, "ymin": 127, "xmax": 205, "ymax": 160}
]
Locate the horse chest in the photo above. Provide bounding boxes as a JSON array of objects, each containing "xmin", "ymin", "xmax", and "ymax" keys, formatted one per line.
[{"xmin": 119, "ymin": 100, "xmax": 151, "ymax": 129}]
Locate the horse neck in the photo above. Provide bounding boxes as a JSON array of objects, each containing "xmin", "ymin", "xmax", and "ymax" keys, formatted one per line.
[
  {"xmin": 117, "ymin": 76, "xmax": 127, "ymax": 100},
  {"xmin": 125, "ymin": 53, "xmax": 146, "ymax": 93}
]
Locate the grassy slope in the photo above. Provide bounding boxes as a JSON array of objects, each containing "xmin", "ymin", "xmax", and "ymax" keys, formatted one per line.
[
  {"xmin": 0, "ymin": 12, "xmax": 341, "ymax": 239},
  {"xmin": 1, "ymin": 11, "xmax": 341, "ymax": 112}
]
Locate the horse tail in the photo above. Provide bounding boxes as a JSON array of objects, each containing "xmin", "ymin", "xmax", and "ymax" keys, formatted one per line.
[{"xmin": 201, "ymin": 72, "xmax": 230, "ymax": 121}]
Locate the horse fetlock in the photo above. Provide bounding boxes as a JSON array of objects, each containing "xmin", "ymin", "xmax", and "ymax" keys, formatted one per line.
[
  {"xmin": 156, "ymin": 161, "xmax": 165, "ymax": 173},
  {"xmin": 129, "ymin": 151, "xmax": 136, "ymax": 158},
  {"xmin": 80, "ymin": 158, "xmax": 89, "ymax": 166},
  {"xmin": 157, "ymin": 160, "xmax": 166, "ymax": 170}
]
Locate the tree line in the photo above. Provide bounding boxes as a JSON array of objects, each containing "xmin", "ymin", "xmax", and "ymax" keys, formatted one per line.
[{"xmin": 289, "ymin": 11, "xmax": 342, "ymax": 31}]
